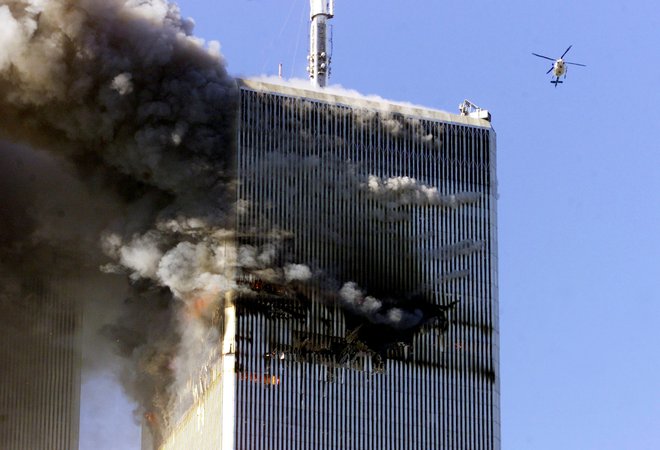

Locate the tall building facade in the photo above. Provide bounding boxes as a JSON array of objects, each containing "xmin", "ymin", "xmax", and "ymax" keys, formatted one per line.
[
  {"xmin": 158, "ymin": 79, "xmax": 498, "ymax": 449},
  {"xmin": 0, "ymin": 277, "xmax": 82, "ymax": 450}
]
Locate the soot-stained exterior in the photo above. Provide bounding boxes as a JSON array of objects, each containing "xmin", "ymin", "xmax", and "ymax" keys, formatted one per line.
[
  {"xmin": 0, "ymin": 277, "xmax": 81, "ymax": 450},
  {"xmin": 158, "ymin": 79, "xmax": 499, "ymax": 450}
]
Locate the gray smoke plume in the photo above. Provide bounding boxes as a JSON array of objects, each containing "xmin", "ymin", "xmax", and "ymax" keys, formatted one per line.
[
  {"xmin": 0, "ymin": 139, "xmax": 131, "ymax": 449},
  {"xmin": 0, "ymin": 0, "xmax": 237, "ymax": 205},
  {"xmin": 0, "ymin": 0, "xmax": 239, "ymax": 442}
]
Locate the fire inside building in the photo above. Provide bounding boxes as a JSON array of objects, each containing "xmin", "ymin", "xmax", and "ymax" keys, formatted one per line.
[{"xmin": 153, "ymin": 76, "xmax": 499, "ymax": 449}]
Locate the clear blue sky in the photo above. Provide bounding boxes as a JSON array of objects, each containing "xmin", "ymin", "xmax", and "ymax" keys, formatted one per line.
[{"xmin": 83, "ymin": 1, "xmax": 660, "ymax": 448}]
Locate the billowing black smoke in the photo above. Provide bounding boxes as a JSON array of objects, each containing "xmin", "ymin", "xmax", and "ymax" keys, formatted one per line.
[{"xmin": 0, "ymin": 0, "xmax": 238, "ymax": 441}]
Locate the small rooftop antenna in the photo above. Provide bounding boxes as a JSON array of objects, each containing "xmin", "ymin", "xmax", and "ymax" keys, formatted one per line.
[{"xmin": 307, "ymin": 0, "xmax": 334, "ymax": 88}]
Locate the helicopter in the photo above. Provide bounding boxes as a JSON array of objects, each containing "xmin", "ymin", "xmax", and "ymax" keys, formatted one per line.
[{"xmin": 532, "ymin": 45, "xmax": 586, "ymax": 87}]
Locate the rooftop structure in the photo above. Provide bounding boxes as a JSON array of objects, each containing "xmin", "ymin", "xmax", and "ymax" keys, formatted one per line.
[{"xmin": 307, "ymin": 0, "xmax": 335, "ymax": 87}]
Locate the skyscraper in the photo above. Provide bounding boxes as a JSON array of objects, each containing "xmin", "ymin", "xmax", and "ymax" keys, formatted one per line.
[
  {"xmin": 0, "ymin": 276, "xmax": 82, "ymax": 450},
  {"xmin": 156, "ymin": 78, "xmax": 499, "ymax": 450}
]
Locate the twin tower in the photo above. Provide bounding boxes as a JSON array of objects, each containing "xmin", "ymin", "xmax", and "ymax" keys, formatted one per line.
[{"xmin": 155, "ymin": 2, "xmax": 499, "ymax": 440}]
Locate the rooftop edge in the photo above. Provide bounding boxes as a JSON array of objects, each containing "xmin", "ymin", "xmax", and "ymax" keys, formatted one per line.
[{"xmin": 237, "ymin": 78, "xmax": 493, "ymax": 129}]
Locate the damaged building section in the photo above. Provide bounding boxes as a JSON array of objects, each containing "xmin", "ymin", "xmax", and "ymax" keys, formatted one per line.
[
  {"xmin": 236, "ymin": 277, "xmax": 309, "ymax": 321},
  {"xmin": 154, "ymin": 78, "xmax": 498, "ymax": 450},
  {"xmin": 213, "ymin": 79, "xmax": 500, "ymax": 450},
  {"xmin": 234, "ymin": 276, "xmax": 459, "ymax": 374}
]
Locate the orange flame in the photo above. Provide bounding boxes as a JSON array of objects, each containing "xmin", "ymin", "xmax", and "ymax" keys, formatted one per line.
[
  {"xmin": 185, "ymin": 290, "xmax": 220, "ymax": 319},
  {"xmin": 238, "ymin": 371, "xmax": 280, "ymax": 385},
  {"xmin": 144, "ymin": 411, "xmax": 157, "ymax": 425}
]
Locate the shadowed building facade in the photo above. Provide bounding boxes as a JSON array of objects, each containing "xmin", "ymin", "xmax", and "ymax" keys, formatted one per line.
[
  {"xmin": 0, "ymin": 277, "xmax": 82, "ymax": 450},
  {"xmin": 156, "ymin": 79, "xmax": 499, "ymax": 450}
]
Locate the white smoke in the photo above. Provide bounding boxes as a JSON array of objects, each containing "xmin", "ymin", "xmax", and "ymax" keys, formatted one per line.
[
  {"xmin": 250, "ymin": 76, "xmax": 444, "ymax": 117},
  {"xmin": 237, "ymin": 244, "xmax": 279, "ymax": 270},
  {"xmin": 242, "ymin": 153, "xmax": 479, "ymax": 216},
  {"xmin": 364, "ymin": 175, "xmax": 481, "ymax": 208},
  {"xmin": 111, "ymin": 72, "xmax": 134, "ymax": 96},
  {"xmin": 284, "ymin": 263, "xmax": 312, "ymax": 282},
  {"xmin": 339, "ymin": 282, "xmax": 424, "ymax": 329},
  {"xmin": 117, "ymin": 232, "xmax": 164, "ymax": 281},
  {"xmin": 156, "ymin": 242, "xmax": 228, "ymax": 297}
]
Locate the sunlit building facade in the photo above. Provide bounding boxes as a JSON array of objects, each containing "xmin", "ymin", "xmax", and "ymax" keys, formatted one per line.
[{"xmin": 157, "ymin": 79, "xmax": 499, "ymax": 450}]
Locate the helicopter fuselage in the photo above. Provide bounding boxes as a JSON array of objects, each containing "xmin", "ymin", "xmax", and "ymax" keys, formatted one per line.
[{"xmin": 553, "ymin": 59, "xmax": 567, "ymax": 77}]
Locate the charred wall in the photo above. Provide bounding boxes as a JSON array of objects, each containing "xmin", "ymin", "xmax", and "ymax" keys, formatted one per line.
[
  {"xmin": 0, "ymin": 277, "xmax": 81, "ymax": 450},
  {"xmin": 232, "ymin": 86, "xmax": 499, "ymax": 450}
]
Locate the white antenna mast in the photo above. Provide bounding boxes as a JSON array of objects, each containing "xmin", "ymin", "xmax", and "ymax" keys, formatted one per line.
[{"xmin": 307, "ymin": 0, "xmax": 334, "ymax": 88}]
